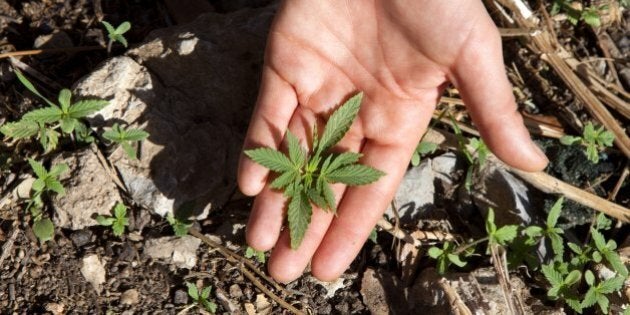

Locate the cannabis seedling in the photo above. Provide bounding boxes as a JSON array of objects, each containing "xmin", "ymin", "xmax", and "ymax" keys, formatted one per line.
[
  {"xmin": 245, "ymin": 246, "xmax": 266, "ymax": 263},
  {"xmin": 428, "ymin": 241, "xmax": 468, "ymax": 275},
  {"xmin": 102, "ymin": 123, "xmax": 149, "ymax": 159},
  {"xmin": 523, "ymin": 197, "xmax": 565, "ymax": 260},
  {"xmin": 28, "ymin": 159, "xmax": 68, "ymax": 242},
  {"xmin": 485, "ymin": 208, "xmax": 518, "ymax": 250},
  {"xmin": 0, "ymin": 69, "xmax": 108, "ymax": 151},
  {"xmin": 166, "ymin": 212, "xmax": 192, "ymax": 237},
  {"xmin": 410, "ymin": 141, "xmax": 437, "ymax": 167},
  {"xmin": 102, "ymin": 21, "xmax": 131, "ymax": 53},
  {"xmin": 245, "ymin": 92, "xmax": 385, "ymax": 249},
  {"xmin": 542, "ymin": 263, "xmax": 583, "ymax": 312},
  {"xmin": 186, "ymin": 282, "xmax": 217, "ymax": 313},
  {"xmin": 581, "ymin": 270, "xmax": 626, "ymax": 313},
  {"xmin": 96, "ymin": 202, "xmax": 129, "ymax": 237},
  {"xmin": 560, "ymin": 122, "xmax": 614, "ymax": 163}
]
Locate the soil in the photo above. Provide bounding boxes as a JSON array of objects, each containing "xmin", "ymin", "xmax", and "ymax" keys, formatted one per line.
[{"xmin": 0, "ymin": 0, "xmax": 628, "ymax": 314}]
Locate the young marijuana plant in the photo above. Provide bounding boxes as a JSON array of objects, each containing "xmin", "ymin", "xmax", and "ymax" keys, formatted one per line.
[
  {"xmin": 186, "ymin": 282, "xmax": 217, "ymax": 313},
  {"xmin": 410, "ymin": 141, "xmax": 438, "ymax": 167},
  {"xmin": 102, "ymin": 21, "xmax": 131, "ymax": 52},
  {"xmin": 166, "ymin": 212, "xmax": 192, "ymax": 237},
  {"xmin": 28, "ymin": 158, "xmax": 68, "ymax": 242},
  {"xmin": 523, "ymin": 197, "xmax": 565, "ymax": 260},
  {"xmin": 245, "ymin": 246, "xmax": 266, "ymax": 264},
  {"xmin": 96, "ymin": 202, "xmax": 129, "ymax": 237},
  {"xmin": 0, "ymin": 69, "xmax": 108, "ymax": 152},
  {"xmin": 102, "ymin": 123, "xmax": 149, "ymax": 159},
  {"xmin": 245, "ymin": 92, "xmax": 385, "ymax": 249},
  {"xmin": 550, "ymin": 0, "xmax": 608, "ymax": 27},
  {"xmin": 560, "ymin": 122, "xmax": 614, "ymax": 163},
  {"xmin": 427, "ymin": 241, "xmax": 469, "ymax": 275}
]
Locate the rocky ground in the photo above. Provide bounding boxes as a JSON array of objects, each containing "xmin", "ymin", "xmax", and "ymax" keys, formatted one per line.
[{"xmin": 0, "ymin": 0, "xmax": 628, "ymax": 314}]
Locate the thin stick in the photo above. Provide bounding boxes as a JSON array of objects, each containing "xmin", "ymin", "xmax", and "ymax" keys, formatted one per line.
[
  {"xmin": 609, "ymin": 163, "xmax": 628, "ymax": 201},
  {"xmin": 0, "ymin": 46, "xmax": 104, "ymax": 60},
  {"xmin": 0, "ymin": 227, "xmax": 19, "ymax": 268},
  {"xmin": 438, "ymin": 278, "xmax": 473, "ymax": 315},
  {"xmin": 188, "ymin": 228, "xmax": 303, "ymax": 315},
  {"xmin": 376, "ymin": 217, "xmax": 454, "ymax": 247}
]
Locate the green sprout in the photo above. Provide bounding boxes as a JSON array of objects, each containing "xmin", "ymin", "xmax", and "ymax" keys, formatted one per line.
[
  {"xmin": 428, "ymin": 241, "xmax": 469, "ymax": 275},
  {"xmin": 523, "ymin": 197, "xmax": 565, "ymax": 260},
  {"xmin": 96, "ymin": 202, "xmax": 130, "ymax": 237},
  {"xmin": 560, "ymin": 122, "xmax": 614, "ymax": 163},
  {"xmin": 102, "ymin": 123, "xmax": 149, "ymax": 159},
  {"xmin": 102, "ymin": 21, "xmax": 131, "ymax": 52},
  {"xmin": 166, "ymin": 212, "xmax": 192, "ymax": 237},
  {"xmin": 186, "ymin": 282, "xmax": 217, "ymax": 313},
  {"xmin": 245, "ymin": 92, "xmax": 385, "ymax": 249},
  {"xmin": 27, "ymin": 159, "xmax": 68, "ymax": 242},
  {"xmin": 245, "ymin": 246, "xmax": 266, "ymax": 264}
]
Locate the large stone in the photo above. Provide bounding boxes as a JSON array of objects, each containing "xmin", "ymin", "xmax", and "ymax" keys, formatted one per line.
[
  {"xmin": 144, "ymin": 236, "xmax": 201, "ymax": 269},
  {"xmin": 384, "ymin": 160, "xmax": 435, "ymax": 226},
  {"xmin": 72, "ymin": 6, "xmax": 275, "ymax": 218}
]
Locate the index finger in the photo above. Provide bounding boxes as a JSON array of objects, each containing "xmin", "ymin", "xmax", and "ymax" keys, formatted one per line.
[{"xmin": 238, "ymin": 66, "xmax": 298, "ymax": 196}]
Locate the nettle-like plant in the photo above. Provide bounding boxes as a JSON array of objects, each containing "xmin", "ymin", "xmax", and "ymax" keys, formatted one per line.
[
  {"xmin": 186, "ymin": 282, "xmax": 217, "ymax": 313},
  {"xmin": 560, "ymin": 122, "xmax": 614, "ymax": 163},
  {"xmin": 245, "ymin": 92, "xmax": 385, "ymax": 249},
  {"xmin": 102, "ymin": 123, "xmax": 149, "ymax": 159},
  {"xmin": 28, "ymin": 159, "xmax": 68, "ymax": 242},
  {"xmin": 102, "ymin": 21, "xmax": 131, "ymax": 53},
  {"xmin": 96, "ymin": 202, "xmax": 129, "ymax": 237},
  {"xmin": 0, "ymin": 69, "xmax": 108, "ymax": 151}
]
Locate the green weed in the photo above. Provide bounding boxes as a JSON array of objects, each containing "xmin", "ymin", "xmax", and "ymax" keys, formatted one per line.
[
  {"xmin": 102, "ymin": 21, "xmax": 131, "ymax": 52},
  {"xmin": 96, "ymin": 202, "xmax": 129, "ymax": 237},
  {"xmin": 186, "ymin": 282, "xmax": 217, "ymax": 313},
  {"xmin": 560, "ymin": 122, "xmax": 614, "ymax": 163}
]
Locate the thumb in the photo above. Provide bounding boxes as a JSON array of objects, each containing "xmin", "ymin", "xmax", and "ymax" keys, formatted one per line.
[{"xmin": 450, "ymin": 25, "xmax": 548, "ymax": 172}]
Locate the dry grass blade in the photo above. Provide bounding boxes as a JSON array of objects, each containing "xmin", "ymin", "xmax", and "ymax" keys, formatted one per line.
[
  {"xmin": 438, "ymin": 278, "xmax": 473, "ymax": 315},
  {"xmin": 377, "ymin": 217, "xmax": 454, "ymax": 247},
  {"xmin": 0, "ymin": 46, "xmax": 104, "ymax": 60}
]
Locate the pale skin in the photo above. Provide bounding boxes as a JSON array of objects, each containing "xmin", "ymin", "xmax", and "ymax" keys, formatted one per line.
[{"xmin": 238, "ymin": 0, "xmax": 549, "ymax": 283}]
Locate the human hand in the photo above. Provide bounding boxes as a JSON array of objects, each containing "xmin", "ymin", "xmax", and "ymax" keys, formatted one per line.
[{"xmin": 238, "ymin": 0, "xmax": 548, "ymax": 283}]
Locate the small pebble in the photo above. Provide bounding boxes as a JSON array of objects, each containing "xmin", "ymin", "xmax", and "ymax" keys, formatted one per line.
[
  {"xmin": 173, "ymin": 289, "xmax": 188, "ymax": 305},
  {"xmin": 229, "ymin": 284, "xmax": 243, "ymax": 299},
  {"xmin": 120, "ymin": 289, "xmax": 139, "ymax": 305},
  {"xmin": 70, "ymin": 230, "xmax": 93, "ymax": 248}
]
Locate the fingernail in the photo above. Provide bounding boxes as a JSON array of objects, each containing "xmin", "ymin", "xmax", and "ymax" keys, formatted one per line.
[{"xmin": 530, "ymin": 141, "xmax": 549, "ymax": 164}]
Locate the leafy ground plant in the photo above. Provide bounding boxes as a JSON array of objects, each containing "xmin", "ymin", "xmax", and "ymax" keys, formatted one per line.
[
  {"xmin": 27, "ymin": 159, "xmax": 68, "ymax": 242},
  {"xmin": 102, "ymin": 123, "xmax": 149, "ymax": 159},
  {"xmin": 560, "ymin": 122, "xmax": 614, "ymax": 163},
  {"xmin": 245, "ymin": 92, "xmax": 385, "ymax": 249},
  {"xmin": 245, "ymin": 246, "xmax": 266, "ymax": 263},
  {"xmin": 0, "ymin": 68, "xmax": 108, "ymax": 152},
  {"xmin": 186, "ymin": 282, "xmax": 217, "ymax": 313},
  {"xmin": 96, "ymin": 202, "xmax": 129, "ymax": 237},
  {"xmin": 166, "ymin": 212, "xmax": 192, "ymax": 237},
  {"xmin": 550, "ymin": 0, "xmax": 608, "ymax": 27},
  {"xmin": 102, "ymin": 21, "xmax": 131, "ymax": 52}
]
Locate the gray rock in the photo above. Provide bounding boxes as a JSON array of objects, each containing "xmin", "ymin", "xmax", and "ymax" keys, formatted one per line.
[
  {"xmin": 173, "ymin": 289, "xmax": 188, "ymax": 305},
  {"xmin": 384, "ymin": 160, "xmax": 435, "ymax": 226},
  {"xmin": 52, "ymin": 149, "xmax": 120, "ymax": 230},
  {"xmin": 144, "ymin": 236, "xmax": 201, "ymax": 269},
  {"xmin": 73, "ymin": 6, "xmax": 275, "ymax": 219},
  {"xmin": 70, "ymin": 230, "xmax": 93, "ymax": 248}
]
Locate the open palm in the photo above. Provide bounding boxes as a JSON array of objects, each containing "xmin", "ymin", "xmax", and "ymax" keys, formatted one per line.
[{"xmin": 239, "ymin": 0, "xmax": 548, "ymax": 283}]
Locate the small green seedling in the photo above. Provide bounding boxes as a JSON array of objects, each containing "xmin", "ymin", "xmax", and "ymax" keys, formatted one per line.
[
  {"xmin": 166, "ymin": 212, "xmax": 192, "ymax": 237},
  {"xmin": 96, "ymin": 202, "xmax": 129, "ymax": 237},
  {"xmin": 485, "ymin": 208, "xmax": 518, "ymax": 250},
  {"xmin": 550, "ymin": 0, "xmax": 607, "ymax": 27},
  {"xmin": 0, "ymin": 69, "xmax": 108, "ymax": 151},
  {"xmin": 245, "ymin": 246, "xmax": 266, "ymax": 263},
  {"xmin": 560, "ymin": 122, "xmax": 614, "ymax": 163},
  {"xmin": 428, "ymin": 241, "xmax": 468, "ymax": 275},
  {"xmin": 102, "ymin": 123, "xmax": 149, "ymax": 159},
  {"xmin": 28, "ymin": 159, "xmax": 68, "ymax": 242},
  {"xmin": 410, "ymin": 141, "xmax": 438, "ymax": 166},
  {"xmin": 245, "ymin": 92, "xmax": 385, "ymax": 249},
  {"xmin": 368, "ymin": 227, "xmax": 378, "ymax": 244},
  {"xmin": 523, "ymin": 197, "xmax": 565, "ymax": 260},
  {"xmin": 102, "ymin": 21, "xmax": 131, "ymax": 52},
  {"xmin": 186, "ymin": 282, "xmax": 217, "ymax": 313},
  {"xmin": 590, "ymin": 227, "xmax": 628, "ymax": 277},
  {"xmin": 542, "ymin": 263, "xmax": 583, "ymax": 312},
  {"xmin": 582, "ymin": 270, "xmax": 626, "ymax": 314}
]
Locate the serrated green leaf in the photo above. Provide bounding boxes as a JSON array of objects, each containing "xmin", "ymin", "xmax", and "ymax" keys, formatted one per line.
[
  {"xmin": 186, "ymin": 282, "xmax": 199, "ymax": 300},
  {"xmin": 23, "ymin": 106, "xmax": 63, "ymax": 123},
  {"xmin": 115, "ymin": 21, "xmax": 131, "ymax": 34},
  {"xmin": 68, "ymin": 99, "xmax": 108, "ymax": 118},
  {"xmin": 14, "ymin": 68, "xmax": 55, "ymax": 107},
  {"xmin": 547, "ymin": 197, "xmax": 563, "ymax": 228},
  {"xmin": 542, "ymin": 263, "xmax": 564, "ymax": 287},
  {"xmin": 201, "ymin": 286, "xmax": 211, "ymax": 299},
  {"xmin": 270, "ymin": 170, "xmax": 298, "ymax": 190},
  {"xmin": 114, "ymin": 203, "xmax": 127, "ymax": 219},
  {"xmin": 121, "ymin": 128, "xmax": 149, "ymax": 141},
  {"xmin": 102, "ymin": 128, "xmax": 122, "ymax": 142},
  {"xmin": 307, "ymin": 188, "xmax": 327, "ymax": 210},
  {"xmin": 524, "ymin": 226, "xmax": 543, "ymax": 238},
  {"xmin": 245, "ymin": 147, "xmax": 294, "ymax": 173},
  {"xmin": 566, "ymin": 298, "xmax": 583, "ymax": 314},
  {"xmin": 597, "ymin": 131, "xmax": 614, "ymax": 147},
  {"xmin": 112, "ymin": 220, "xmax": 126, "ymax": 236},
  {"xmin": 318, "ymin": 92, "xmax": 362, "ymax": 154},
  {"xmin": 58, "ymin": 89, "xmax": 72, "ymax": 112},
  {"xmin": 0, "ymin": 120, "xmax": 39, "ymax": 139},
  {"xmin": 493, "ymin": 225, "xmax": 518, "ymax": 245},
  {"xmin": 96, "ymin": 215, "xmax": 115, "ymax": 226},
  {"xmin": 43, "ymin": 128, "xmax": 59, "ymax": 152},
  {"xmin": 599, "ymin": 276, "xmax": 625, "ymax": 294},
  {"xmin": 101, "ymin": 21, "xmax": 116, "ymax": 35},
  {"xmin": 60, "ymin": 117, "xmax": 76, "ymax": 134},
  {"xmin": 48, "ymin": 163, "xmax": 68, "ymax": 177},
  {"xmin": 603, "ymin": 250, "xmax": 628, "ymax": 277},
  {"xmin": 321, "ymin": 181, "xmax": 336, "ymax": 212},
  {"xmin": 591, "ymin": 228, "xmax": 606, "ymax": 250},
  {"xmin": 549, "ymin": 233, "xmax": 564, "ymax": 259},
  {"xmin": 596, "ymin": 295, "xmax": 609, "ymax": 314},
  {"xmin": 28, "ymin": 158, "xmax": 48, "ymax": 179},
  {"xmin": 581, "ymin": 287, "xmax": 598, "ymax": 308},
  {"xmin": 33, "ymin": 218, "xmax": 54, "ymax": 242},
  {"xmin": 45, "ymin": 178, "xmax": 65, "ymax": 196},
  {"xmin": 121, "ymin": 141, "xmax": 137, "ymax": 160},
  {"xmin": 325, "ymin": 152, "xmax": 362, "ymax": 173},
  {"xmin": 596, "ymin": 213, "xmax": 612, "ymax": 231},
  {"xmin": 560, "ymin": 135, "xmax": 581, "ymax": 145},
  {"xmin": 586, "ymin": 144, "xmax": 599, "ymax": 163},
  {"xmin": 32, "ymin": 178, "xmax": 45, "ymax": 192},
  {"xmin": 286, "ymin": 130, "xmax": 305, "ymax": 168},
  {"xmin": 581, "ymin": 9, "xmax": 601, "ymax": 27},
  {"xmin": 288, "ymin": 189, "xmax": 312, "ymax": 249},
  {"xmin": 202, "ymin": 300, "xmax": 217, "ymax": 313},
  {"xmin": 567, "ymin": 242, "xmax": 582, "ymax": 254},
  {"xmin": 326, "ymin": 164, "xmax": 385, "ymax": 185},
  {"xmin": 583, "ymin": 123, "xmax": 597, "ymax": 142}
]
